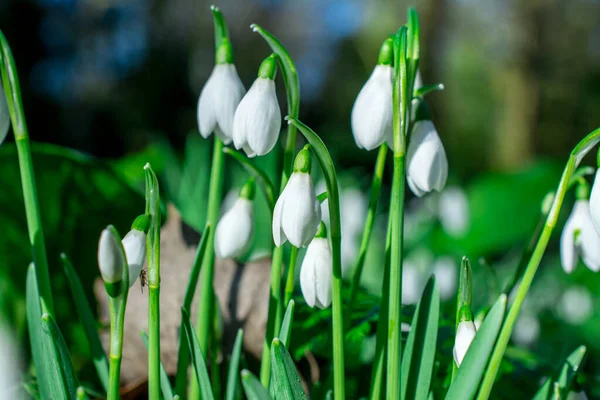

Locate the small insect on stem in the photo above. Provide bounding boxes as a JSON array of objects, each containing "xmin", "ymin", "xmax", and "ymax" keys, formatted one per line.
[{"xmin": 139, "ymin": 268, "xmax": 148, "ymax": 293}]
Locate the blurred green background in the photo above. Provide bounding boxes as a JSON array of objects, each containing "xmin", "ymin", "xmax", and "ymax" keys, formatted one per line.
[{"xmin": 1, "ymin": 0, "xmax": 600, "ymax": 398}]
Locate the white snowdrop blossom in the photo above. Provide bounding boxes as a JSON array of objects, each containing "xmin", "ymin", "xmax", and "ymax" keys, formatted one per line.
[
  {"xmin": 122, "ymin": 229, "xmax": 147, "ymax": 288},
  {"xmin": 432, "ymin": 257, "xmax": 457, "ymax": 301},
  {"xmin": 406, "ymin": 120, "xmax": 448, "ymax": 197},
  {"xmin": 98, "ymin": 227, "xmax": 126, "ymax": 284},
  {"xmin": 215, "ymin": 197, "xmax": 254, "ymax": 259},
  {"xmin": 351, "ymin": 38, "xmax": 393, "ymax": 151},
  {"xmin": 0, "ymin": 322, "xmax": 22, "ymax": 400},
  {"xmin": 300, "ymin": 225, "xmax": 332, "ymax": 309},
  {"xmin": 557, "ymin": 286, "xmax": 593, "ymax": 325},
  {"xmin": 512, "ymin": 314, "xmax": 540, "ymax": 347},
  {"xmin": 438, "ymin": 187, "xmax": 470, "ymax": 237},
  {"xmin": 590, "ymin": 170, "xmax": 600, "ymax": 234},
  {"xmin": 233, "ymin": 55, "xmax": 281, "ymax": 157},
  {"xmin": 273, "ymin": 148, "xmax": 321, "ymax": 247},
  {"xmin": 453, "ymin": 321, "xmax": 477, "ymax": 367},
  {"xmin": 197, "ymin": 41, "xmax": 245, "ymax": 144},
  {"xmin": 560, "ymin": 199, "xmax": 600, "ymax": 273},
  {"xmin": 0, "ymin": 85, "xmax": 9, "ymax": 146}
]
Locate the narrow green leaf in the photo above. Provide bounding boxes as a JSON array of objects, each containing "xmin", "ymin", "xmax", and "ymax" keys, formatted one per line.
[
  {"xmin": 270, "ymin": 338, "xmax": 307, "ymax": 400},
  {"xmin": 61, "ymin": 253, "xmax": 109, "ymax": 391},
  {"xmin": 210, "ymin": 5, "xmax": 229, "ymax": 48},
  {"xmin": 400, "ymin": 276, "xmax": 440, "ymax": 400},
  {"xmin": 141, "ymin": 331, "xmax": 174, "ymax": 400},
  {"xmin": 39, "ymin": 313, "xmax": 74, "ymax": 399},
  {"xmin": 223, "ymin": 147, "xmax": 276, "ymax": 211},
  {"xmin": 251, "ymin": 25, "xmax": 300, "ymax": 117},
  {"xmin": 414, "ymin": 83, "xmax": 444, "ymax": 98},
  {"xmin": 532, "ymin": 346, "xmax": 587, "ymax": 400},
  {"xmin": 446, "ymin": 294, "xmax": 507, "ymax": 400},
  {"xmin": 279, "ymin": 300, "xmax": 295, "ymax": 347},
  {"xmin": 181, "ymin": 307, "xmax": 214, "ymax": 400},
  {"xmin": 225, "ymin": 329, "xmax": 244, "ymax": 400},
  {"xmin": 175, "ymin": 223, "xmax": 211, "ymax": 397},
  {"xmin": 26, "ymin": 264, "xmax": 52, "ymax": 400},
  {"xmin": 241, "ymin": 369, "xmax": 272, "ymax": 400}
]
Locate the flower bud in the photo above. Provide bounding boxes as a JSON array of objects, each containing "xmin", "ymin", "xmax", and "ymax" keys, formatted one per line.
[
  {"xmin": 453, "ymin": 320, "xmax": 477, "ymax": 367},
  {"xmin": 215, "ymin": 180, "xmax": 255, "ymax": 259},
  {"xmin": 560, "ymin": 199, "xmax": 600, "ymax": 273},
  {"xmin": 122, "ymin": 233, "xmax": 146, "ymax": 288},
  {"xmin": 300, "ymin": 223, "xmax": 332, "ymax": 309},
  {"xmin": 272, "ymin": 147, "xmax": 321, "ymax": 247},
  {"xmin": 98, "ymin": 227, "xmax": 126, "ymax": 285},
  {"xmin": 590, "ymin": 169, "xmax": 600, "ymax": 234},
  {"xmin": 406, "ymin": 120, "xmax": 448, "ymax": 197}
]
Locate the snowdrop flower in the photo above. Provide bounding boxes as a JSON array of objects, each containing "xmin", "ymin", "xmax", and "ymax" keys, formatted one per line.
[
  {"xmin": 300, "ymin": 222, "xmax": 332, "ymax": 309},
  {"xmin": 273, "ymin": 146, "xmax": 321, "ymax": 247},
  {"xmin": 233, "ymin": 54, "xmax": 281, "ymax": 157},
  {"xmin": 512, "ymin": 313, "xmax": 540, "ymax": 347},
  {"xmin": 453, "ymin": 320, "xmax": 477, "ymax": 367},
  {"xmin": 0, "ymin": 322, "xmax": 22, "ymax": 400},
  {"xmin": 557, "ymin": 286, "xmax": 593, "ymax": 325},
  {"xmin": 590, "ymin": 169, "xmax": 600, "ymax": 233},
  {"xmin": 351, "ymin": 38, "xmax": 393, "ymax": 151},
  {"xmin": 215, "ymin": 179, "xmax": 255, "ymax": 259},
  {"xmin": 406, "ymin": 120, "xmax": 448, "ymax": 197},
  {"xmin": 0, "ymin": 85, "xmax": 9, "ymax": 146},
  {"xmin": 122, "ymin": 214, "xmax": 149, "ymax": 288},
  {"xmin": 98, "ymin": 226, "xmax": 126, "ymax": 290},
  {"xmin": 197, "ymin": 39, "xmax": 246, "ymax": 144},
  {"xmin": 560, "ymin": 189, "xmax": 600, "ymax": 273},
  {"xmin": 438, "ymin": 187, "xmax": 470, "ymax": 237}
]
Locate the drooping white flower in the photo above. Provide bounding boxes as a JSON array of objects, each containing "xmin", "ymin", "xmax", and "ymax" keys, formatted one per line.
[
  {"xmin": 300, "ymin": 223, "xmax": 332, "ymax": 309},
  {"xmin": 438, "ymin": 187, "xmax": 470, "ymax": 238},
  {"xmin": 215, "ymin": 180, "xmax": 254, "ymax": 259},
  {"xmin": 122, "ymin": 230, "xmax": 146, "ymax": 287},
  {"xmin": 197, "ymin": 40, "xmax": 245, "ymax": 144},
  {"xmin": 273, "ymin": 147, "xmax": 321, "ymax": 248},
  {"xmin": 453, "ymin": 320, "xmax": 477, "ymax": 367},
  {"xmin": 233, "ymin": 55, "xmax": 281, "ymax": 157},
  {"xmin": 98, "ymin": 227, "xmax": 125, "ymax": 284},
  {"xmin": 560, "ymin": 199, "xmax": 600, "ymax": 273},
  {"xmin": 406, "ymin": 120, "xmax": 448, "ymax": 197},
  {"xmin": 590, "ymin": 170, "xmax": 600, "ymax": 234},
  {"xmin": 351, "ymin": 38, "xmax": 393, "ymax": 151},
  {"xmin": 0, "ymin": 85, "xmax": 9, "ymax": 146}
]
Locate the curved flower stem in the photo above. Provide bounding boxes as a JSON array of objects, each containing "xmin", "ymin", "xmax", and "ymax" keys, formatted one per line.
[
  {"xmin": 477, "ymin": 127, "xmax": 600, "ymax": 399},
  {"xmin": 284, "ymin": 246, "xmax": 299, "ymax": 306},
  {"xmin": 108, "ymin": 297, "xmax": 125, "ymax": 400},
  {"xmin": 287, "ymin": 116, "xmax": 345, "ymax": 400},
  {"xmin": 347, "ymin": 144, "xmax": 388, "ymax": 324},
  {"xmin": 144, "ymin": 164, "xmax": 161, "ymax": 400},
  {"xmin": 0, "ymin": 31, "xmax": 54, "ymax": 316},
  {"xmin": 386, "ymin": 27, "xmax": 408, "ymax": 400},
  {"xmin": 253, "ymin": 24, "xmax": 300, "ymax": 387}
]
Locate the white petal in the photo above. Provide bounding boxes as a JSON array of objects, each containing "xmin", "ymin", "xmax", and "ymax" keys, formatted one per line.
[
  {"xmin": 406, "ymin": 120, "xmax": 448, "ymax": 197},
  {"xmin": 560, "ymin": 205, "xmax": 581, "ymax": 274},
  {"xmin": 197, "ymin": 66, "xmax": 219, "ymax": 138},
  {"xmin": 0, "ymin": 85, "xmax": 9, "ymax": 146},
  {"xmin": 122, "ymin": 230, "xmax": 147, "ymax": 287},
  {"xmin": 579, "ymin": 210, "xmax": 600, "ymax": 271},
  {"xmin": 98, "ymin": 228, "xmax": 125, "ymax": 284},
  {"xmin": 438, "ymin": 187, "xmax": 470, "ymax": 238},
  {"xmin": 453, "ymin": 321, "xmax": 477, "ymax": 367},
  {"xmin": 213, "ymin": 64, "xmax": 246, "ymax": 143},
  {"xmin": 280, "ymin": 173, "xmax": 322, "ymax": 247},
  {"xmin": 272, "ymin": 189, "xmax": 288, "ymax": 247},
  {"xmin": 351, "ymin": 65, "xmax": 393, "ymax": 151},
  {"xmin": 300, "ymin": 238, "xmax": 332, "ymax": 309},
  {"xmin": 590, "ymin": 170, "xmax": 600, "ymax": 234},
  {"xmin": 215, "ymin": 198, "xmax": 254, "ymax": 259}
]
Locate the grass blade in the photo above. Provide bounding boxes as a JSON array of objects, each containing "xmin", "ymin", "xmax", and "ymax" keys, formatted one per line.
[
  {"xmin": 61, "ymin": 253, "xmax": 109, "ymax": 391},
  {"xmin": 446, "ymin": 294, "xmax": 507, "ymax": 400},
  {"xmin": 174, "ymin": 223, "xmax": 211, "ymax": 398},
  {"xmin": 532, "ymin": 345, "xmax": 587, "ymax": 400},
  {"xmin": 141, "ymin": 331, "xmax": 174, "ymax": 400},
  {"xmin": 270, "ymin": 338, "xmax": 307, "ymax": 400},
  {"xmin": 39, "ymin": 313, "xmax": 74, "ymax": 399},
  {"xmin": 225, "ymin": 329, "xmax": 245, "ymax": 400},
  {"xmin": 241, "ymin": 370, "xmax": 272, "ymax": 400},
  {"xmin": 279, "ymin": 300, "xmax": 295, "ymax": 347},
  {"xmin": 400, "ymin": 276, "xmax": 440, "ymax": 400},
  {"xmin": 181, "ymin": 307, "xmax": 214, "ymax": 400}
]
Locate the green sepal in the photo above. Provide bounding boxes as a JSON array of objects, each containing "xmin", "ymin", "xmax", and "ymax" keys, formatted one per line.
[
  {"xmin": 239, "ymin": 177, "xmax": 256, "ymax": 200},
  {"xmin": 131, "ymin": 214, "xmax": 150, "ymax": 233},
  {"xmin": 216, "ymin": 39, "xmax": 234, "ymax": 64},
  {"xmin": 458, "ymin": 305, "xmax": 474, "ymax": 323},
  {"xmin": 258, "ymin": 54, "xmax": 278, "ymax": 80},
  {"xmin": 292, "ymin": 145, "xmax": 312, "ymax": 173},
  {"xmin": 315, "ymin": 221, "xmax": 327, "ymax": 239},
  {"xmin": 575, "ymin": 179, "xmax": 590, "ymax": 200},
  {"xmin": 377, "ymin": 38, "xmax": 393, "ymax": 66}
]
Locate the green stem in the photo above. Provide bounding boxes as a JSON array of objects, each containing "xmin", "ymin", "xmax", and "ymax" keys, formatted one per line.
[
  {"xmin": 477, "ymin": 127, "xmax": 600, "ymax": 399},
  {"xmin": 211, "ymin": 298, "xmax": 222, "ymax": 400},
  {"xmin": 386, "ymin": 27, "xmax": 408, "ymax": 400},
  {"xmin": 108, "ymin": 297, "xmax": 125, "ymax": 400},
  {"xmin": 347, "ymin": 144, "xmax": 388, "ymax": 324},
  {"xmin": 284, "ymin": 246, "xmax": 299, "ymax": 306},
  {"xmin": 0, "ymin": 31, "xmax": 54, "ymax": 316}
]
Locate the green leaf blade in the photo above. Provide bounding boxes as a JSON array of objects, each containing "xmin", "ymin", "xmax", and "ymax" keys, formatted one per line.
[
  {"xmin": 279, "ymin": 300, "xmax": 295, "ymax": 347},
  {"xmin": 225, "ymin": 329, "xmax": 245, "ymax": 400},
  {"xmin": 241, "ymin": 369, "xmax": 272, "ymax": 400},
  {"xmin": 270, "ymin": 338, "xmax": 307, "ymax": 400},
  {"xmin": 181, "ymin": 307, "xmax": 214, "ymax": 400},
  {"xmin": 141, "ymin": 331, "xmax": 174, "ymax": 400}
]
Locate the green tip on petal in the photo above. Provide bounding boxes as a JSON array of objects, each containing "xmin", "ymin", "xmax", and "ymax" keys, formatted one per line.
[
  {"xmin": 597, "ymin": 148, "xmax": 600, "ymax": 168},
  {"xmin": 576, "ymin": 179, "xmax": 590, "ymax": 200},
  {"xmin": 315, "ymin": 221, "xmax": 328, "ymax": 238},
  {"xmin": 377, "ymin": 38, "xmax": 394, "ymax": 66},
  {"xmin": 293, "ymin": 147, "xmax": 312, "ymax": 174},
  {"xmin": 258, "ymin": 53, "xmax": 278, "ymax": 80},
  {"xmin": 131, "ymin": 214, "xmax": 150, "ymax": 233},
  {"xmin": 104, "ymin": 281, "xmax": 122, "ymax": 298},
  {"xmin": 216, "ymin": 38, "xmax": 234, "ymax": 64},
  {"xmin": 458, "ymin": 304, "xmax": 474, "ymax": 323},
  {"xmin": 239, "ymin": 177, "xmax": 256, "ymax": 200}
]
